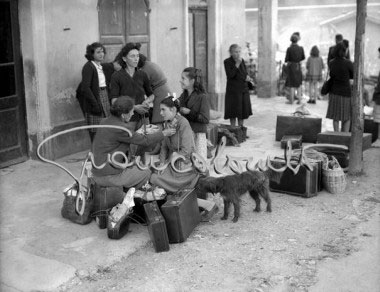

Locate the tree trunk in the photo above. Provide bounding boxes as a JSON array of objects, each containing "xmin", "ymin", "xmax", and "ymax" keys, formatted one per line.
[{"xmin": 349, "ymin": 0, "xmax": 367, "ymax": 175}]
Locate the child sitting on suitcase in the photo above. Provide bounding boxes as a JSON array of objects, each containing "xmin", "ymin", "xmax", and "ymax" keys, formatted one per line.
[{"xmin": 150, "ymin": 96, "xmax": 218, "ymax": 221}]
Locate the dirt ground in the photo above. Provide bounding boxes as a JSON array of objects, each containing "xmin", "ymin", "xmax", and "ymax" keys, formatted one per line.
[{"xmin": 60, "ymin": 146, "xmax": 380, "ymax": 292}]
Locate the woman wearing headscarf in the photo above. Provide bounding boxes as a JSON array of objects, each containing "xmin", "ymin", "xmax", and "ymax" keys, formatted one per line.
[{"xmin": 224, "ymin": 44, "xmax": 253, "ymax": 128}]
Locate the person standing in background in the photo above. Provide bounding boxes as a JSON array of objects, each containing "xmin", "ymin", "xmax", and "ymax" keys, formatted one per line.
[
  {"xmin": 179, "ymin": 67, "xmax": 210, "ymax": 161},
  {"xmin": 285, "ymin": 34, "xmax": 305, "ymax": 104},
  {"xmin": 137, "ymin": 54, "xmax": 171, "ymax": 126},
  {"xmin": 372, "ymin": 47, "xmax": 380, "ymax": 148},
  {"xmin": 326, "ymin": 42, "xmax": 354, "ymax": 132},
  {"xmin": 79, "ymin": 42, "xmax": 114, "ymax": 142},
  {"xmin": 342, "ymin": 39, "xmax": 351, "ymax": 60},
  {"xmin": 328, "ymin": 34, "xmax": 344, "ymax": 66},
  {"xmin": 306, "ymin": 45, "xmax": 324, "ymax": 104},
  {"xmin": 224, "ymin": 44, "xmax": 252, "ymax": 128}
]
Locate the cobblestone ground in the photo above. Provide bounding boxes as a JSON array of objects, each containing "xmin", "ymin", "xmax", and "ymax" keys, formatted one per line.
[{"xmin": 60, "ymin": 96, "xmax": 380, "ymax": 292}]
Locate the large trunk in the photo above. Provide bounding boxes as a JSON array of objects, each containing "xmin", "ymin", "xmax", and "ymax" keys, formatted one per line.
[{"xmin": 349, "ymin": 0, "xmax": 367, "ymax": 175}]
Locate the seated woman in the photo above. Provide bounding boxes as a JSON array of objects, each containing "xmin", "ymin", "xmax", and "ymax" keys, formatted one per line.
[
  {"xmin": 91, "ymin": 96, "xmax": 175, "ymax": 189},
  {"xmin": 150, "ymin": 97, "xmax": 217, "ymax": 220}
]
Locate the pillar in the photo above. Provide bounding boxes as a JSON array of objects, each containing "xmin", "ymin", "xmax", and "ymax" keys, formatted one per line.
[{"xmin": 257, "ymin": 0, "xmax": 278, "ymax": 98}]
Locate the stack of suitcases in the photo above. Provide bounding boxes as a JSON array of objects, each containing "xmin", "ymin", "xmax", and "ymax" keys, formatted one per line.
[{"xmin": 143, "ymin": 188, "xmax": 200, "ymax": 252}]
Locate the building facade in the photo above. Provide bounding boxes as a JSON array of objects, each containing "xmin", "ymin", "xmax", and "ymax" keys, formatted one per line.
[{"xmin": 0, "ymin": 0, "xmax": 246, "ymax": 167}]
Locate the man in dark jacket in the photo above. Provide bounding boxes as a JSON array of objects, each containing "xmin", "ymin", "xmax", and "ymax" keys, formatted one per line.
[{"xmin": 328, "ymin": 34, "xmax": 344, "ymax": 66}]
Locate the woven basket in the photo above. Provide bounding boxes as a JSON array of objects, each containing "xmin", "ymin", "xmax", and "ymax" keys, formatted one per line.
[{"xmin": 322, "ymin": 156, "xmax": 346, "ymax": 194}]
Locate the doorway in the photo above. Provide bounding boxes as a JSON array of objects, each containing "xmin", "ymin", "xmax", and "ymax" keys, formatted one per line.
[
  {"xmin": 189, "ymin": 7, "xmax": 208, "ymax": 89},
  {"xmin": 98, "ymin": 0, "xmax": 150, "ymax": 62},
  {"xmin": 0, "ymin": 0, "xmax": 28, "ymax": 168}
]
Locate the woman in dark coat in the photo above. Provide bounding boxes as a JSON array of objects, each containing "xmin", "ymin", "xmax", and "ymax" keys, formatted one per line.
[
  {"xmin": 285, "ymin": 34, "xmax": 305, "ymax": 104},
  {"xmin": 92, "ymin": 96, "xmax": 175, "ymax": 188},
  {"xmin": 138, "ymin": 54, "xmax": 171, "ymax": 125},
  {"xmin": 326, "ymin": 42, "xmax": 354, "ymax": 132},
  {"xmin": 79, "ymin": 42, "xmax": 115, "ymax": 142},
  {"xmin": 224, "ymin": 44, "xmax": 253, "ymax": 127}
]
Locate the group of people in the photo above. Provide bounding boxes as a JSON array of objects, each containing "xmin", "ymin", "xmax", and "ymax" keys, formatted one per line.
[
  {"xmin": 77, "ymin": 41, "xmax": 230, "ymax": 219},
  {"xmin": 284, "ymin": 32, "xmax": 354, "ymax": 132}
]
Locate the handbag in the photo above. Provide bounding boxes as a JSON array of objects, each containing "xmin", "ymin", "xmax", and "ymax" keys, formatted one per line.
[
  {"xmin": 247, "ymin": 81, "xmax": 255, "ymax": 91},
  {"xmin": 320, "ymin": 69, "xmax": 332, "ymax": 95}
]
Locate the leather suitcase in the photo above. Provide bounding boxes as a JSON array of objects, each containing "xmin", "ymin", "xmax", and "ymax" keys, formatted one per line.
[
  {"xmin": 160, "ymin": 188, "xmax": 200, "ymax": 243},
  {"xmin": 269, "ymin": 159, "xmax": 319, "ymax": 198},
  {"xmin": 90, "ymin": 179, "xmax": 125, "ymax": 229},
  {"xmin": 144, "ymin": 201, "xmax": 170, "ymax": 252},
  {"xmin": 275, "ymin": 115, "xmax": 322, "ymax": 143},
  {"xmin": 280, "ymin": 135, "xmax": 302, "ymax": 149},
  {"xmin": 317, "ymin": 131, "xmax": 372, "ymax": 151}
]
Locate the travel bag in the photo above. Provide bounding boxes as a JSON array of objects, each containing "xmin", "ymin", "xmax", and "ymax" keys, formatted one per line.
[
  {"xmin": 268, "ymin": 159, "xmax": 319, "ymax": 198},
  {"xmin": 317, "ymin": 131, "xmax": 372, "ymax": 151},
  {"xmin": 218, "ymin": 124, "xmax": 247, "ymax": 146},
  {"xmin": 275, "ymin": 115, "xmax": 322, "ymax": 143},
  {"xmin": 144, "ymin": 201, "xmax": 170, "ymax": 252},
  {"xmin": 160, "ymin": 188, "xmax": 200, "ymax": 243},
  {"xmin": 91, "ymin": 179, "xmax": 125, "ymax": 229}
]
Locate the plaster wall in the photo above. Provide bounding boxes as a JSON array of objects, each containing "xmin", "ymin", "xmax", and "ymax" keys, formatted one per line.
[
  {"xmin": 149, "ymin": 0, "xmax": 188, "ymax": 96},
  {"xmin": 19, "ymin": 0, "xmax": 98, "ymax": 158}
]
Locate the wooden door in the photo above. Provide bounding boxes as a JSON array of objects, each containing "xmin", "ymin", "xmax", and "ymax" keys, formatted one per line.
[
  {"xmin": 189, "ymin": 8, "xmax": 208, "ymax": 89},
  {"xmin": 98, "ymin": 0, "xmax": 150, "ymax": 62},
  {"xmin": 0, "ymin": 0, "xmax": 28, "ymax": 168}
]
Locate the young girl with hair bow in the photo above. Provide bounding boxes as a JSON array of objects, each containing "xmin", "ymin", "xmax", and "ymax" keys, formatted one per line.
[{"xmin": 179, "ymin": 67, "xmax": 210, "ymax": 161}]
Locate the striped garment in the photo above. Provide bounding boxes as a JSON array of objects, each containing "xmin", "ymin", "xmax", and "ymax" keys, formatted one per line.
[
  {"xmin": 326, "ymin": 93, "xmax": 351, "ymax": 122},
  {"xmin": 85, "ymin": 89, "xmax": 111, "ymax": 133}
]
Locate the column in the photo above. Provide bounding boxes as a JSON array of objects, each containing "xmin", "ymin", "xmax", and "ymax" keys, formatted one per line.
[{"xmin": 257, "ymin": 0, "xmax": 278, "ymax": 98}]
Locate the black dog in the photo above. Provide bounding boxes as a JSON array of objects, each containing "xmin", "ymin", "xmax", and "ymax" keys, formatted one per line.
[{"xmin": 197, "ymin": 170, "xmax": 272, "ymax": 223}]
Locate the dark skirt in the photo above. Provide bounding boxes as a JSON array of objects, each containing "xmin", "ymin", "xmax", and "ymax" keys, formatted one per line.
[
  {"xmin": 85, "ymin": 89, "xmax": 111, "ymax": 133},
  {"xmin": 224, "ymin": 90, "xmax": 252, "ymax": 120},
  {"xmin": 285, "ymin": 63, "xmax": 303, "ymax": 88},
  {"xmin": 150, "ymin": 165, "xmax": 199, "ymax": 193},
  {"xmin": 326, "ymin": 94, "xmax": 351, "ymax": 121}
]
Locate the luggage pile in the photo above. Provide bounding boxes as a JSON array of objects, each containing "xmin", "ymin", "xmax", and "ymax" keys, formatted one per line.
[
  {"xmin": 90, "ymin": 182, "xmax": 200, "ymax": 252},
  {"xmin": 271, "ymin": 112, "xmax": 373, "ymax": 197}
]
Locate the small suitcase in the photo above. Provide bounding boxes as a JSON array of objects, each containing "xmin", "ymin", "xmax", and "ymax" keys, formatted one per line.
[
  {"xmin": 144, "ymin": 201, "xmax": 170, "ymax": 252},
  {"xmin": 280, "ymin": 135, "xmax": 302, "ymax": 149},
  {"xmin": 90, "ymin": 179, "xmax": 125, "ymax": 229},
  {"xmin": 317, "ymin": 131, "xmax": 372, "ymax": 151},
  {"xmin": 276, "ymin": 115, "xmax": 322, "ymax": 143},
  {"xmin": 160, "ymin": 188, "xmax": 200, "ymax": 243},
  {"xmin": 268, "ymin": 159, "xmax": 319, "ymax": 198}
]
